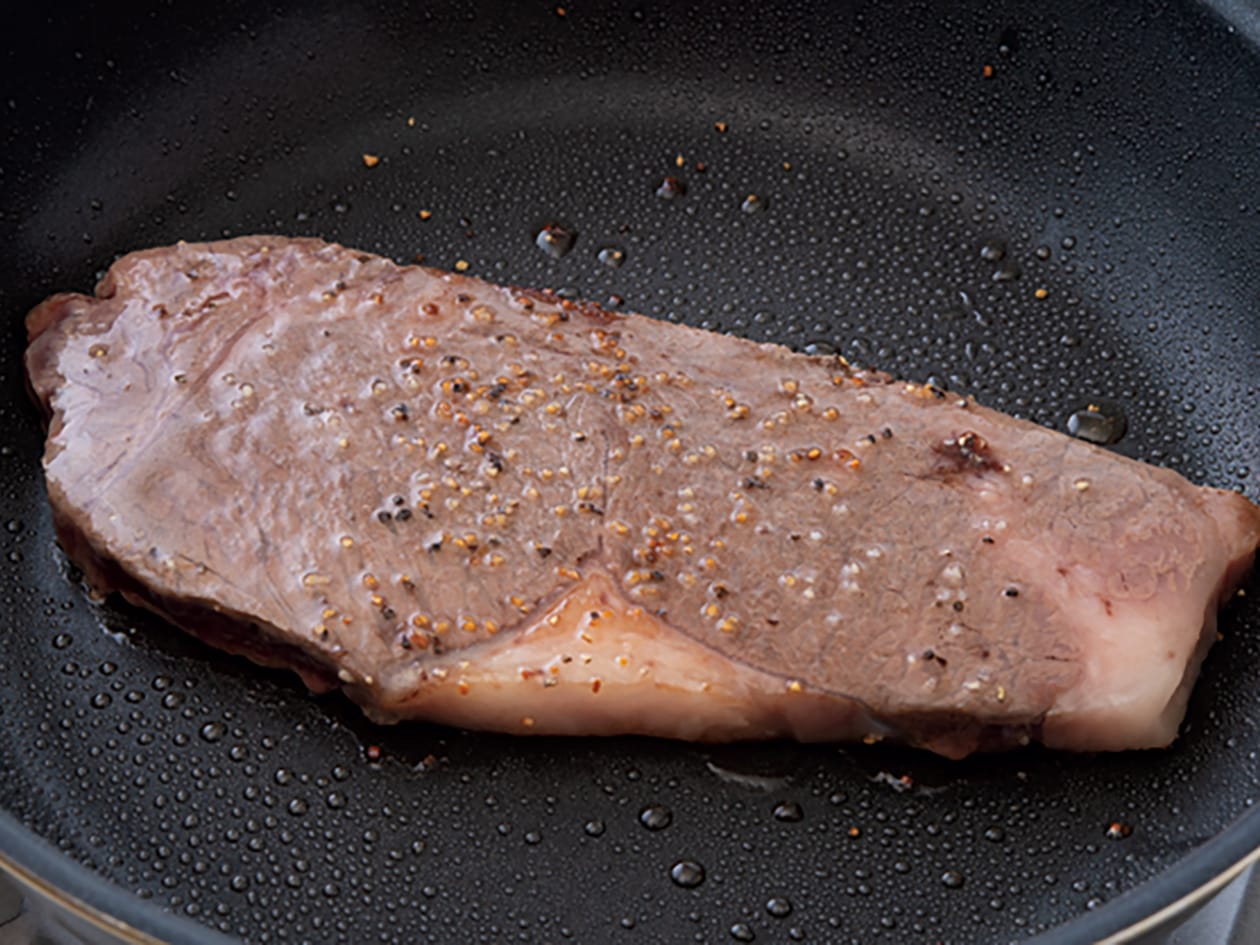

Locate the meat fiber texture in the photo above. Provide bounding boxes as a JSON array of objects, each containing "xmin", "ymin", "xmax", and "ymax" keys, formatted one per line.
[{"xmin": 24, "ymin": 237, "xmax": 1260, "ymax": 758}]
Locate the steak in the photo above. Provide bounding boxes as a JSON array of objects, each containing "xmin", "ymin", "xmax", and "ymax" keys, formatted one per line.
[{"xmin": 25, "ymin": 236, "xmax": 1260, "ymax": 758}]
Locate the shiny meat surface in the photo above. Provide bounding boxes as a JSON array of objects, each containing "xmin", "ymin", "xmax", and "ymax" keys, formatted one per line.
[{"xmin": 24, "ymin": 237, "xmax": 1260, "ymax": 758}]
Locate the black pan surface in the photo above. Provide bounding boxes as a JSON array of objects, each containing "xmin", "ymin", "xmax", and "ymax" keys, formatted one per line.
[{"xmin": 3, "ymin": 2, "xmax": 1260, "ymax": 943}]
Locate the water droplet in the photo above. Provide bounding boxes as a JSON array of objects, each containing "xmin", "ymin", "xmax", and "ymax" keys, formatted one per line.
[
  {"xmin": 52, "ymin": 633, "xmax": 73, "ymax": 649},
  {"xmin": 741, "ymin": 194, "xmax": 769, "ymax": 214},
  {"xmin": 229, "ymin": 874, "xmax": 248, "ymax": 892},
  {"xmin": 670, "ymin": 860, "xmax": 705, "ymax": 888},
  {"xmin": 620, "ymin": 917, "xmax": 637, "ymax": 929},
  {"xmin": 772, "ymin": 801, "xmax": 804, "ymax": 823},
  {"xmin": 584, "ymin": 819, "xmax": 606, "ymax": 837},
  {"xmin": 1106, "ymin": 821, "xmax": 1133, "ymax": 840},
  {"xmin": 941, "ymin": 869, "xmax": 965, "ymax": 889},
  {"xmin": 597, "ymin": 246, "xmax": 626, "ymax": 269},
  {"xmin": 287, "ymin": 798, "xmax": 309, "ymax": 816},
  {"xmin": 1067, "ymin": 404, "xmax": 1127, "ymax": 445},
  {"xmin": 90, "ymin": 692, "xmax": 111, "ymax": 709},
  {"xmin": 534, "ymin": 223, "xmax": 576, "ymax": 259},
  {"xmin": 983, "ymin": 826, "xmax": 1006, "ymax": 843},
  {"xmin": 766, "ymin": 897, "xmax": 793, "ymax": 918},
  {"xmin": 5, "ymin": 519, "xmax": 23, "ymax": 533},
  {"xmin": 198, "ymin": 721, "xmax": 226, "ymax": 743},
  {"xmin": 1061, "ymin": 235, "xmax": 1077, "ymax": 250},
  {"xmin": 639, "ymin": 805, "xmax": 673, "ymax": 830},
  {"xmin": 730, "ymin": 922, "xmax": 756, "ymax": 942},
  {"xmin": 656, "ymin": 176, "xmax": 686, "ymax": 200},
  {"xmin": 524, "ymin": 830, "xmax": 542, "ymax": 845},
  {"xmin": 802, "ymin": 340, "xmax": 837, "ymax": 356},
  {"xmin": 326, "ymin": 792, "xmax": 347, "ymax": 809}
]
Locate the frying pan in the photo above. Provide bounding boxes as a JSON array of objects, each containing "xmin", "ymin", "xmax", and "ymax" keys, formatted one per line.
[{"xmin": 3, "ymin": 1, "xmax": 1260, "ymax": 943}]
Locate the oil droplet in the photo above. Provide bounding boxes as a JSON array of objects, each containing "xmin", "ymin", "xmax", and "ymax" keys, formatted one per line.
[
  {"xmin": 766, "ymin": 897, "xmax": 793, "ymax": 917},
  {"xmin": 639, "ymin": 805, "xmax": 673, "ymax": 830},
  {"xmin": 802, "ymin": 340, "xmax": 837, "ymax": 356},
  {"xmin": 979, "ymin": 240, "xmax": 1006, "ymax": 262},
  {"xmin": 656, "ymin": 176, "xmax": 686, "ymax": 200},
  {"xmin": 670, "ymin": 860, "xmax": 705, "ymax": 888},
  {"xmin": 741, "ymin": 194, "xmax": 769, "ymax": 214},
  {"xmin": 1067, "ymin": 404, "xmax": 1127, "ymax": 445},
  {"xmin": 198, "ymin": 721, "xmax": 226, "ymax": 742},
  {"xmin": 772, "ymin": 801, "xmax": 804, "ymax": 823},
  {"xmin": 598, "ymin": 246, "xmax": 627, "ymax": 269},
  {"xmin": 992, "ymin": 261, "xmax": 1021, "ymax": 282},
  {"xmin": 535, "ymin": 223, "xmax": 576, "ymax": 259},
  {"xmin": 730, "ymin": 922, "xmax": 756, "ymax": 942},
  {"xmin": 584, "ymin": 819, "xmax": 606, "ymax": 837},
  {"xmin": 941, "ymin": 869, "xmax": 965, "ymax": 889}
]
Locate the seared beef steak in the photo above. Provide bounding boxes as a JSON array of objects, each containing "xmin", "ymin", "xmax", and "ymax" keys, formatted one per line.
[{"xmin": 25, "ymin": 237, "xmax": 1260, "ymax": 758}]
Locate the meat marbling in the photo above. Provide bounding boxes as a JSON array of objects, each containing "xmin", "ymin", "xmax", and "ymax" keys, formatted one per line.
[{"xmin": 24, "ymin": 236, "xmax": 1260, "ymax": 758}]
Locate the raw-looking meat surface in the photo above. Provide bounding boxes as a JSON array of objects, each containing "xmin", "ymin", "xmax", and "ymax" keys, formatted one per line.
[{"xmin": 24, "ymin": 237, "xmax": 1260, "ymax": 758}]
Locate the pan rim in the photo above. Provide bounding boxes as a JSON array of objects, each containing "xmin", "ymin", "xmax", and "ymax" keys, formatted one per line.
[
  {"xmin": 0, "ymin": 812, "xmax": 235, "ymax": 945},
  {"xmin": 2, "ymin": 771, "xmax": 1259, "ymax": 944}
]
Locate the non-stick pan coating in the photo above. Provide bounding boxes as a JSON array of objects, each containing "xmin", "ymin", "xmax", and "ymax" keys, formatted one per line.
[{"xmin": 3, "ymin": 2, "xmax": 1260, "ymax": 943}]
